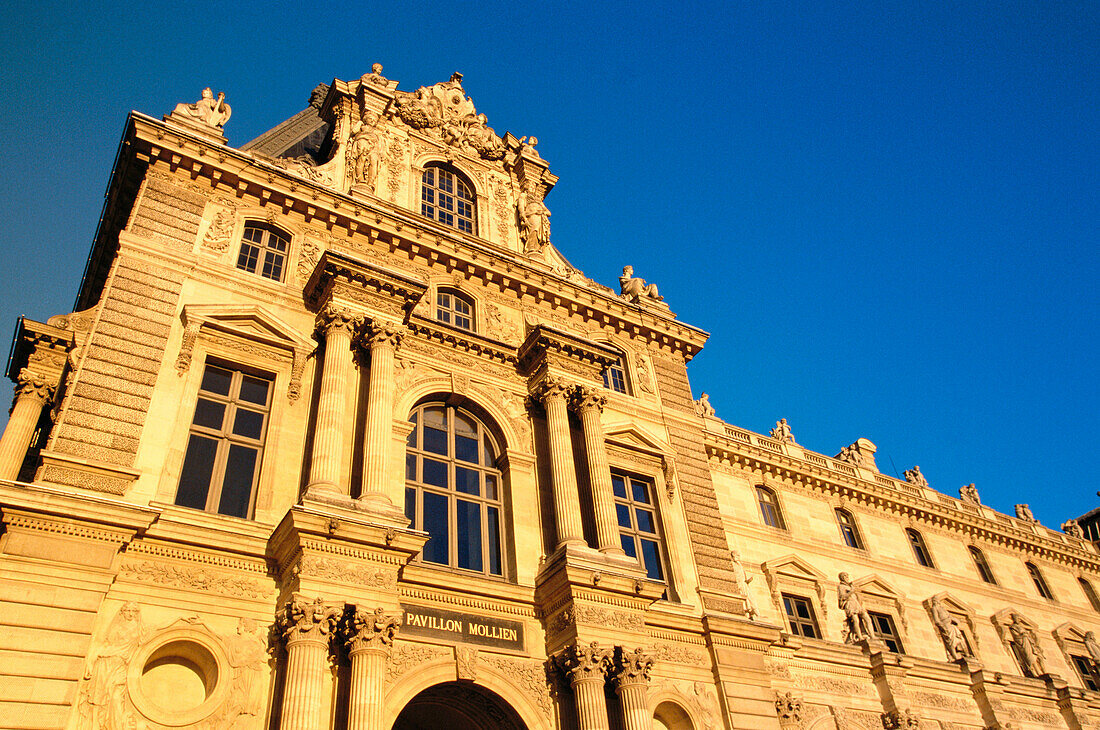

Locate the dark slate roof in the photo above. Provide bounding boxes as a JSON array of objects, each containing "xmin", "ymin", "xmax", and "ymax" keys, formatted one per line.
[{"xmin": 240, "ymin": 105, "xmax": 329, "ymax": 160}]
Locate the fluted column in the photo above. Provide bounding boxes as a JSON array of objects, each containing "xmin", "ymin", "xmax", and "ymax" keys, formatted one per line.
[
  {"xmin": 557, "ymin": 642, "xmax": 613, "ymax": 730},
  {"xmin": 0, "ymin": 368, "xmax": 54, "ymax": 481},
  {"xmin": 613, "ymin": 648, "xmax": 655, "ymax": 730},
  {"xmin": 535, "ymin": 378, "xmax": 584, "ymax": 547},
  {"xmin": 308, "ymin": 306, "xmax": 363, "ymax": 494},
  {"xmin": 572, "ymin": 387, "xmax": 623, "ymax": 554},
  {"xmin": 277, "ymin": 598, "xmax": 341, "ymax": 730},
  {"xmin": 345, "ymin": 607, "xmax": 401, "ymax": 730},
  {"xmin": 360, "ymin": 321, "xmax": 404, "ymax": 505}
]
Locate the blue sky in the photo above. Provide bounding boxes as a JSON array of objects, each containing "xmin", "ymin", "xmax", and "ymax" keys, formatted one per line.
[{"xmin": 0, "ymin": 1, "xmax": 1096, "ymax": 527}]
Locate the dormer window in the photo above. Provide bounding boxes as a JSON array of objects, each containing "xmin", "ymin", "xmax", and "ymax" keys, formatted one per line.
[
  {"xmin": 436, "ymin": 289, "xmax": 474, "ymax": 331},
  {"xmin": 421, "ymin": 164, "xmax": 476, "ymax": 234},
  {"xmin": 237, "ymin": 222, "xmax": 289, "ymax": 282}
]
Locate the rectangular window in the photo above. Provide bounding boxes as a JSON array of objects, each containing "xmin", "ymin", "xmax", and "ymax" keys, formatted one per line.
[
  {"xmin": 1072, "ymin": 655, "xmax": 1100, "ymax": 691},
  {"xmin": 782, "ymin": 594, "xmax": 820, "ymax": 639},
  {"xmin": 868, "ymin": 611, "xmax": 904, "ymax": 653},
  {"xmin": 175, "ymin": 363, "xmax": 272, "ymax": 519},
  {"xmin": 612, "ymin": 472, "xmax": 669, "ymax": 586}
]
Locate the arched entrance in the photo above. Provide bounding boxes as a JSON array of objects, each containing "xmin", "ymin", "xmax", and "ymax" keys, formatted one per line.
[{"xmin": 392, "ymin": 681, "xmax": 528, "ymax": 730}]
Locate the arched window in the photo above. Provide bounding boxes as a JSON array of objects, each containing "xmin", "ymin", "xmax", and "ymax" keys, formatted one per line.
[
  {"xmin": 601, "ymin": 353, "xmax": 630, "ymax": 395},
  {"xmin": 969, "ymin": 546, "xmax": 997, "ymax": 584},
  {"xmin": 405, "ymin": 402, "xmax": 503, "ymax": 577},
  {"xmin": 756, "ymin": 486, "xmax": 786, "ymax": 530},
  {"xmin": 906, "ymin": 528, "xmax": 935, "ymax": 568},
  {"xmin": 1026, "ymin": 562, "xmax": 1054, "ymax": 600},
  {"xmin": 835, "ymin": 508, "xmax": 864, "ymax": 549},
  {"xmin": 421, "ymin": 164, "xmax": 476, "ymax": 234},
  {"xmin": 435, "ymin": 289, "xmax": 474, "ymax": 331},
  {"xmin": 1080, "ymin": 578, "xmax": 1100, "ymax": 612},
  {"xmin": 237, "ymin": 221, "xmax": 290, "ymax": 282}
]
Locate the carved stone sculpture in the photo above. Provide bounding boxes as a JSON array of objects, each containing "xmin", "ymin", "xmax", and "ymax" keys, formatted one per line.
[
  {"xmin": 346, "ymin": 111, "xmax": 386, "ymax": 192},
  {"xmin": 1062, "ymin": 519, "xmax": 1084, "ymax": 539},
  {"xmin": 1007, "ymin": 613, "xmax": 1044, "ymax": 677},
  {"xmin": 774, "ymin": 692, "xmax": 803, "ymax": 727},
  {"xmin": 517, "ymin": 184, "xmax": 551, "ymax": 254},
  {"xmin": 694, "ymin": 393, "xmax": 715, "ymax": 417},
  {"xmin": 1085, "ymin": 631, "xmax": 1100, "ymax": 666},
  {"xmin": 881, "ymin": 708, "xmax": 921, "ymax": 729},
  {"xmin": 730, "ymin": 550, "xmax": 759, "ymax": 620},
  {"xmin": 931, "ymin": 596, "xmax": 969, "ymax": 661},
  {"xmin": 959, "ymin": 483, "xmax": 980, "ymax": 504},
  {"xmin": 613, "ymin": 647, "xmax": 655, "ymax": 687},
  {"xmin": 619, "ymin": 265, "xmax": 663, "ymax": 303},
  {"xmin": 222, "ymin": 618, "xmax": 269, "ymax": 728},
  {"xmin": 903, "ymin": 465, "xmax": 928, "ymax": 488},
  {"xmin": 362, "ymin": 62, "xmax": 390, "ymax": 87},
  {"xmin": 769, "ymin": 418, "xmax": 795, "ymax": 443},
  {"xmin": 556, "ymin": 641, "xmax": 613, "ymax": 682},
  {"xmin": 168, "ymin": 87, "xmax": 232, "ymax": 129},
  {"xmin": 77, "ymin": 603, "xmax": 148, "ymax": 730},
  {"xmin": 835, "ymin": 438, "xmax": 878, "ymax": 471},
  {"xmin": 1015, "ymin": 504, "xmax": 1037, "ymax": 523},
  {"xmin": 389, "ymin": 74, "xmax": 505, "ymax": 160},
  {"xmin": 838, "ymin": 572, "xmax": 875, "ymax": 643}
]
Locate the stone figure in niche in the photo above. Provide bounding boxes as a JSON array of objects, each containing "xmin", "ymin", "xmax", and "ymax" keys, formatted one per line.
[
  {"xmin": 730, "ymin": 550, "xmax": 759, "ymax": 620},
  {"xmin": 1007, "ymin": 613, "xmax": 1044, "ymax": 677},
  {"xmin": 1085, "ymin": 631, "xmax": 1100, "ymax": 667},
  {"xmin": 1015, "ymin": 504, "xmax": 1037, "ymax": 523},
  {"xmin": 694, "ymin": 393, "xmax": 715, "ymax": 417},
  {"xmin": 619, "ymin": 266, "xmax": 663, "ymax": 303},
  {"xmin": 1062, "ymin": 519, "xmax": 1084, "ymax": 539},
  {"xmin": 170, "ymin": 87, "xmax": 232, "ymax": 128},
  {"xmin": 769, "ymin": 418, "xmax": 795, "ymax": 443},
  {"xmin": 930, "ymin": 596, "xmax": 969, "ymax": 661},
  {"xmin": 903, "ymin": 465, "xmax": 928, "ymax": 488},
  {"xmin": 222, "ymin": 618, "xmax": 269, "ymax": 728},
  {"xmin": 78, "ymin": 602, "xmax": 148, "ymax": 730},
  {"xmin": 517, "ymin": 185, "xmax": 551, "ymax": 254},
  {"xmin": 347, "ymin": 111, "xmax": 385, "ymax": 191},
  {"xmin": 837, "ymin": 572, "xmax": 875, "ymax": 643},
  {"xmin": 959, "ymin": 483, "xmax": 980, "ymax": 505}
]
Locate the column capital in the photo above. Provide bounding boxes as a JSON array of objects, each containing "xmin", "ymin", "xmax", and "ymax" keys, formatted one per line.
[
  {"xmin": 612, "ymin": 647, "xmax": 654, "ymax": 689},
  {"xmin": 344, "ymin": 606, "xmax": 401, "ymax": 655},
  {"xmin": 557, "ymin": 641, "xmax": 613, "ymax": 684},
  {"xmin": 277, "ymin": 597, "xmax": 341, "ymax": 645},
  {"xmin": 316, "ymin": 304, "xmax": 365, "ymax": 337},
  {"xmin": 361, "ymin": 320, "xmax": 406, "ymax": 350},
  {"xmin": 15, "ymin": 368, "xmax": 54, "ymax": 402},
  {"xmin": 571, "ymin": 385, "xmax": 606, "ymax": 414},
  {"xmin": 532, "ymin": 376, "xmax": 574, "ymax": 405}
]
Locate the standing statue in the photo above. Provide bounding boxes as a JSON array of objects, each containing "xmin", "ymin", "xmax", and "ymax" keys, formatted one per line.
[
  {"xmin": 1062, "ymin": 519, "xmax": 1084, "ymax": 539},
  {"xmin": 930, "ymin": 596, "xmax": 969, "ymax": 661},
  {"xmin": 693, "ymin": 393, "xmax": 715, "ymax": 417},
  {"xmin": 222, "ymin": 618, "xmax": 269, "ymax": 728},
  {"xmin": 769, "ymin": 418, "xmax": 795, "ymax": 443},
  {"xmin": 78, "ymin": 603, "xmax": 148, "ymax": 730},
  {"xmin": 730, "ymin": 550, "xmax": 759, "ymax": 620},
  {"xmin": 959, "ymin": 483, "xmax": 980, "ymax": 505},
  {"xmin": 346, "ymin": 111, "xmax": 385, "ymax": 191},
  {"xmin": 517, "ymin": 185, "xmax": 551, "ymax": 254},
  {"xmin": 837, "ymin": 572, "xmax": 875, "ymax": 643},
  {"xmin": 1085, "ymin": 631, "xmax": 1100, "ymax": 667},
  {"xmin": 619, "ymin": 266, "xmax": 663, "ymax": 303},
  {"xmin": 169, "ymin": 87, "xmax": 232, "ymax": 128},
  {"xmin": 1007, "ymin": 613, "xmax": 1044, "ymax": 677},
  {"xmin": 903, "ymin": 465, "xmax": 929, "ymax": 488},
  {"xmin": 1015, "ymin": 504, "xmax": 1037, "ymax": 523}
]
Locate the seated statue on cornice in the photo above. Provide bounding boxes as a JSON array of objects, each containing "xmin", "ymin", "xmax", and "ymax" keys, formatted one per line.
[
  {"xmin": 169, "ymin": 87, "xmax": 231, "ymax": 129},
  {"xmin": 619, "ymin": 265, "xmax": 663, "ymax": 303}
]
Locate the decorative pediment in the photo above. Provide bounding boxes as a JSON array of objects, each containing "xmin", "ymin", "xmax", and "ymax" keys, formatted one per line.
[
  {"xmin": 853, "ymin": 575, "xmax": 903, "ymax": 601},
  {"xmin": 605, "ymin": 425, "xmax": 669, "ymax": 458},
  {"xmin": 761, "ymin": 555, "xmax": 830, "ymax": 628},
  {"xmin": 924, "ymin": 592, "xmax": 982, "ymax": 658},
  {"xmin": 390, "ymin": 73, "xmax": 507, "ymax": 162}
]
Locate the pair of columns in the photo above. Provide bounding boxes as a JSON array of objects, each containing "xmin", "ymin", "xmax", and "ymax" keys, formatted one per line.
[
  {"xmin": 534, "ymin": 378, "xmax": 623, "ymax": 555},
  {"xmin": 0, "ymin": 368, "xmax": 55, "ymax": 482},
  {"xmin": 558, "ymin": 643, "xmax": 654, "ymax": 730},
  {"xmin": 276, "ymin": 598, "xmax": 399, "ymax": 730},
  {"xmin": 308, "ymin": 304, "xmax": 403, "ymax": 504}
]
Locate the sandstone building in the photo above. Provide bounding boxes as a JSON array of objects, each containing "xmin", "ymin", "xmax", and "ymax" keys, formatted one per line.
[{"xmin": 1, "ymin": 67, "xmax": 1098, "ymax": 730}]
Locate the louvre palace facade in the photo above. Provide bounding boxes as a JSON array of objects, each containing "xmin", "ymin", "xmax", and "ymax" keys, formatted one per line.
[{"xmin": 0, "ymin": 67, "xmax": 1098, "ymax": 730}]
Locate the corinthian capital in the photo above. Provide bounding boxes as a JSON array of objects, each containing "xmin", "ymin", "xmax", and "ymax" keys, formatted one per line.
[
  {"xmin": 362, "ymin": 321, "xmax": 405, "ymax": 350},
  {"xmin": 316, "ymin": 304, "xmax": 364, "ymax": 337},
  {"xmin": 570, "ymin": 385, "xmax": 606, "ymax": 414},
  {"xmin": 15, "ymin": 368, "xmax": 54, "ymax": 402},
  {"xmin": 613, "ymin": 647, "xmax": 654, "ymax": 688},
  {"xmin": 277, "ymin": 597, "xmax": 341, "ymax": 644},
  {"xmin": 532, "ymin": 376, "xmax": 573, "ymax": 405},
  {"xmin": 344, "ymin": 606, "xmax": 401, "ymax": 654},
  {"xmin": 557, "ymin": 641, "xmax": 612, "ymax": 683}
]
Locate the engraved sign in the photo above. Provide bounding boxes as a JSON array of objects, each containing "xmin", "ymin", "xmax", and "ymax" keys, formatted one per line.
[{"xmin": 401, "ymin": 604, "xmax": 524, "ymax": 651}]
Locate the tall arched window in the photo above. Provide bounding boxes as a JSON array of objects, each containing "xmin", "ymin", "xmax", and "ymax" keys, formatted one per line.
[
  {"xmin": 835, "ymin": 508, "xmax": 864, "ymax": 549},
  {"xmin": 969, "ymin": 546, "xmax": 997, "ymax": 584},
  {"xmin": 756, "ymin": 486, "xmax": 786, "ymax": 530},
  {"xmin": 405, "ymin": 402, "xmax": 503, "ymax": 576},
  {"xmin": 1026, "ymin": 562, "xmax": 1054, "ymax": 600},
  {"xmin": 435, "ymin": 289, "xmax": 474, "ymax": 331},
  {"xmin": 1080, "ymin": 578, "xmax": 1100, "ymax": 612},
  {"xmin": 906, "ymin": 528, "xmax": 935, "ymax": 568},
  {"xmin": 421, "ymin": 164, "xmax": 476, "ymax": 234}
]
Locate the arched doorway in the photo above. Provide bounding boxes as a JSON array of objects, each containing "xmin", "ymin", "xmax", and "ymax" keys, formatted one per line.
[{"xmin": 392, "ymin": 681, "xmax": 528, "ymax": 730}]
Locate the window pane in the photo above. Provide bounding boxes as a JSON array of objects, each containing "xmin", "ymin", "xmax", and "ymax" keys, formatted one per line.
[
  {"xmin": 422, "ymin": 458, "xmax": 448, "ymax": 488},
  {"xmin": 620, "ymin": 534, "xmax": 636, "ymax": 558},
  {"xmin": 455, "ymin": 465, "xmax": 480, "ymax": 496},
  {"xmin": 232, "ymin": 408, "xmax": 265, "ymax": 440},
  {"xmin": 486, "ymin": 507, "xmax": 502, "ymax": 576},
  {"xmin": 423, "ymin": 427, "xmax": 447, "ymax": 456},
  {"xmin": 612, "ymin": 474, "xmax": 627, "ymax": 498},
  {"xmin": 631, "ymin": 479, "xmax": 649, "ymax": 504},
  {"xmin": 201, "ymin": 366, "xmax": 232, "ymax": 396},
  {"xmin": 423, "ymin": 406, "xmax": 447, "ymax": 430},
  {"xmin": 406, "ymin": 454, "xmax": 416, "ymax": 481},
  {"xmin": 407, "ymin": 413, "xmax": 418, "ymax": 448},
  {"xmin": 454, "ymin": 410, "xmax": 477, "ymax": 437},
  {"xmin": 239, "ymin": 376, "xmax": 270, "ymax": 405},
  {"xmin": 456, "ymin": 499, "xmax": 483, "ymax": 572},
  {"xmin": 176, "ymin": 435, "xmax": 218, "ymax": 510},
  {"xmin": 635, "ymin": 508, "xmax": 656, "ymax": 534},
  {"xmin": 455, "ymin": 435, "xmax": 479, "ymax": 464},
  {"xmin": 482, "ymin": 435, "xmax": 495, "ymax": 466},
  {"xmin": 422, "ymin": 491, "xmax": 449, "ymax": 565},
  {"xmin": 405, "ymin": 487, "xmax": 416, "ymax": 521},
  {"xmin": 192, "ymin": 398, "xmax": 225, "ymax": 430},
  {"xmin": 485, "ymin": 473, "xmax": 498, "ymax": 500},
  {"xmin": 218, "ymin": 445, "xmax": 258, "ymax": 518},
  {"xmin": 616, "ymin": 504, "xmax": 632, "ymax": 529},
  {"xmin": 640, "ymin": 539, "xmax": 664, "ymax": 581}
]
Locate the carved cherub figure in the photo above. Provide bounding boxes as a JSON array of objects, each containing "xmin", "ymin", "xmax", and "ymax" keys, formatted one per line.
[
  {"xmin": 837, "ymin": 572, "xmax": 874, "ymax": 643},
  {"xmin": 619, "ymin": 266, "xmax": 663, "ymax": 303},
  {"xmin": 769, "ymin": 418, "xmax": 795, "ymax": 443},
  {"xmin": 959, "ymin": 483, "xmax": 980, "ymax": 505},
  {"xmin": 903, "ymin": 465, "xmax": 928, "ymax": 488}
]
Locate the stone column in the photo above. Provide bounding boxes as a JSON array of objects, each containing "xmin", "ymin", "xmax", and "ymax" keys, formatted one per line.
[
  {"xmin": 0, "ymin": 368, "xmax": 54, "ymax": 481},
  {"xmin": 613, "ymin": 648, "xmax": 655, "ymax": 730},
  {"xmin": 535, "ymin": 378, "xmax": 584, "ymax": 547},
  {"xmin": 572, "ymin": 387, "xmax": 623, "ymax": 554},
  {"xmin": 308, "ymin": 306, "xmax": 363, "ymax": 494},
  {"xmin": 345, "ymin": 607, "xmax": 401, "ymax": 730},
  {"xmin": 277, "ymin": 597, "xmax": 341, "ymax": 730},
  {"xmin": 360, "ymin": 321, "xmax": 404, "ymax": 506},
  {"xmin": 557, "ymin": 642, "xmax": 613, "ymax": 730}
]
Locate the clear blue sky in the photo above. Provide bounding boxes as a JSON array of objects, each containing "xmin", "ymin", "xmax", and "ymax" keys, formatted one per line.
[{"xmin": 0, "ymin": 1, "xmax": 1096, "ymax": 528}]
